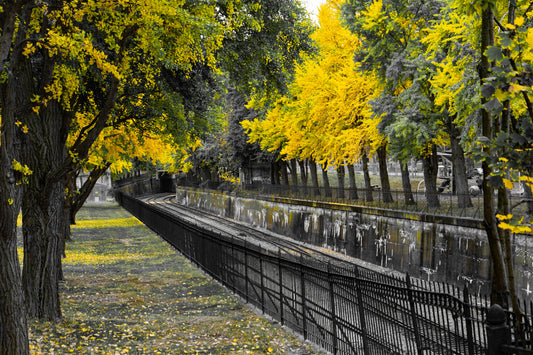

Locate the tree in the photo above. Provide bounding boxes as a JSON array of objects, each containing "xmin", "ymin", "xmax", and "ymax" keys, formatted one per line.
[
  {"xmin": 0, "ymin": 1, "xmax": 36, "ymax": 351},
  {"xmin": 243, "ymin": 0, "xmax": 383, "ymax": 200},
  {"xmin": 17, "ymin": 0, "xmax": 245, "ymax": 322},
  {"xmin": 183, "ymin": 0, "xmax": 315, "ymax": 188},
  {"xmin": 0, "ymin": 4, "xmax": 263, "ymax": 353},
  {"xmin": 341, "ymin": 0, "xmax": 474, "ymax": 208}
]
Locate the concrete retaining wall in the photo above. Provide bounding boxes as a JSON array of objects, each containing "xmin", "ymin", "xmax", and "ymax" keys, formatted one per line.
[{"xmin": 175, "ymin": 187, "xmax": 533, "ymax": 300}]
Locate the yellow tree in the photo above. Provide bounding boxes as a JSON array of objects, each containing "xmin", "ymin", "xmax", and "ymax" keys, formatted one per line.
[
  {"xmin": 243, "ymin": 0, "xmax": 383, "ymax": 200},
  {"xmin": 1, "ymin": 2, "xmax": 254, "ymax": 343}
]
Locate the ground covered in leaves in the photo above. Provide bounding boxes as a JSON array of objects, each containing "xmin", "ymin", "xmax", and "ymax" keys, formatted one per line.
[{"xmin": 26, "ymin": 204, "xmax": 324, "ymax": 354}]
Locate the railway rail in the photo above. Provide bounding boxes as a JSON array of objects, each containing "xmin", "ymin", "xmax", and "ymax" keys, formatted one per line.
[
  {"xmin": 122, "ymin": 192, "xmax": 490, "ymax": 354},
  {"xmin": 140, "ymin": 193, "xmax": 390, "ymax": 271}
]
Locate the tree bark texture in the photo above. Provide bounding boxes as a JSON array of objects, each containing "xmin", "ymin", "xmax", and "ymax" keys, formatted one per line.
[
  {"xmin": 290, "ymin": 159, "xmax": 298, "ymax": 187},
  {"xmin": 309, "ymin": 159, "xmax": 320, "ymax": 196},
  {"xmin": 298, "ymin": 159, "xmax": 308, "ymax": 195},
  {"xmin": 479, "ymin": 5, "xmax": 509, "ymax": 303},
  {"xmin": 400, "ymin": 162, "xmax": 415, "ymax": 205},
  {"xmin": 0, "ymin": 31, "xmax": 30, "ymax": 352},
  {"xmin": 449, "ymin": 123, "xmax": 473, "ymax": 208},
  {"xmin": 69, "ymin": 164, "xmax": 110, "ymax": 224},
  {"xmin": 336, "ymin": 165, "xmax": 345, "ymax": 199},
  {"xmin": 21, "ymin": 98, "xmax": 64, "ymax": 321},
  {"xmin": 362, "ymin": 151, "xmax": 373, "ymax": 202},
  {"xmin": 321, "ymin": 165, "xmax": 332, "ymax": 198},
  {"xmin": 377, "ymin": 146, "xmax": 393, "ymax": 203},
  {"xmin": 422, "ymin": 145, "xmax": 440, "ymax": 208},
  {"xmin": 271, "ymin": 161, "xmax": 280, "ymax": 185},
  {"xmin": 0, "ymin": 12, "xmax": 35, "ymax": 348},
  {"xmin": 347, "ymin": 164, "xmax": 358, "ymax": 200},
  {"xmin": 280, "ymin": 160, "xmax": 289, "ymax": 186}
]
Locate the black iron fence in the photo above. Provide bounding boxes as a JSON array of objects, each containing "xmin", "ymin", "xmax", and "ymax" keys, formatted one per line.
[
  {"xmin": 113, "ymin": 176, "xmax": 533, "ymax": 354},
  {"xmin": 117, "ymin": 191, "xmax": 502, "ymax": 354}
]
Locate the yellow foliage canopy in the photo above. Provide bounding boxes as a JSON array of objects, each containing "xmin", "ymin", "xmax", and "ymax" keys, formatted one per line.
[{"xmin": 243, "ymin": 0, "xmax": 382, "ymax": 168}]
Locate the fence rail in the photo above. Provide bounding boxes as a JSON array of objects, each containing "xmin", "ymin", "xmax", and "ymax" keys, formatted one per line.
[{"xmin": 117, "ymin": 191, "xmax": 498, "ymax": 354}]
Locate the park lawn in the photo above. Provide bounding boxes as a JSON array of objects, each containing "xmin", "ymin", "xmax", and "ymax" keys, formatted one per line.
[{"xmin": 28, "ymin": 204, "xmax": 322, "ymax": 354}]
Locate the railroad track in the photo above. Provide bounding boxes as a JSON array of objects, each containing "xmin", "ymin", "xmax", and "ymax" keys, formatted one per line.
[
  {"xmin": 139, "ymin": 193, "xmax": 362, "ymax": 268},
  {"xmin": 122, "ymin": 192, "xmax": 488, "ymax": 354}
]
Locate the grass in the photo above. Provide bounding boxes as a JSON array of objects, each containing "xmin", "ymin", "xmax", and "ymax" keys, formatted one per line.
[{"xmin": 28, "ymin": 204, "xmax": 323, "ymax": 354}]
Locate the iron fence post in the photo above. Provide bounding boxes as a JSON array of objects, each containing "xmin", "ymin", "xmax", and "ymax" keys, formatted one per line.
[
  {"xmin": 354, "ymin": 265, "xmax": 369, "ymax": 354},
  {"xmin": 486, "ymin": 304, "xmax": 511, "ymax": 355},
  {"xmin": 462, "ymin": 285, "xmax": 475, "ymax": 355},
  {"xmin": 278, "ymin": 248, "xmax": 284, "ymax": 325},
  {"xmin": 260, "ymin": 246, "xmax": 265, "ymax": 314},
  {"xmin": 406, "ymin": 273, "xmax": 423, "ymax": 354},
  {"xmin": 328, "ymin": 262, "xmax": 338, "ymax": 354},
  {"xmin": 244, "ymin": 239, "xmax": 249, "ymax": 303},
  {"xmin": 300, "ymin": 255, "xmax": 308, "ymax": 340}
]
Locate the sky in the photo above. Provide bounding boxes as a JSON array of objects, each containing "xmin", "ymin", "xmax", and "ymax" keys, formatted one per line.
[{"xmin": 301, "ymin": 0, "xmax": 326, "ymax": 22}]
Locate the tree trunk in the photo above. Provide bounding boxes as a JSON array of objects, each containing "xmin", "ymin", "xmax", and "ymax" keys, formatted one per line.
[
  {"xmin": 362, "ymin": 151, "xmax": 373, "ymax": 202},
  {"xmin": 377, "ymin": 145, "xmax": 393, "ymax": 203},
  {"xmin": 21, "ymin": 98, "xmax": 64, "ymax": 321},
  {"xmin": 337, "ymin": 165, "xmax": 345, "ymax": 200},
  {"xmin": 0, "ymin": 58, "xmax": 30, "ymax": 354},
  {"xmin": 280, "ymin": 160, "xmax": 289, "ymax": 186},
  {"xmin": 271, "ymin": 161, "xmax": 280, "ymax": 185},
  {"xmin": 479, "ymin": 5, "xmax": 509, "ymax": 303},
  {"xmin": 499, "ymin": 184, "xmax": 520, "ymax": 316},
  {"xmin": 449, "ymin": 124, "xmax": 473, "ymax": 208},
  {"xmin": 289, "ymin": 159, "xmax": 298, "ymax": 194},
  {"xmin": 309, "ymin": 159, "xmax": 320, "ymax": 196},
  {"xmin": 422, "ymin": 145, "xmax": 440, "ymax": 208},
  {"xmin": 524, "ymin": 181, "xmax": 533, "ymax": 214},
  {"xmin": 347, "ymin": 164, "xmax": 358, "ymax": 200},
  {"xmin": 400, "ymin": 162, "xmax": 416, "ymax": 205},
  {"xmin": 69, "ymin": 164, "xmax": 110, "ymax": 224},
  {"xmin": 321, "ymin": 165, "xmax": 332, "ymax": 198},
  {"xmin": 298, "ymin": 159, "xmax": 308, "ymax": 195}
]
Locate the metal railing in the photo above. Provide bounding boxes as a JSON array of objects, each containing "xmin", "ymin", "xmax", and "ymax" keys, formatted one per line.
[
  {"xmin": 117, "ymin": 191, "xmax": 498, "ymax": 354},
  {"xmin": 115, "ymin": 177, "xmax": 533, "ymax": 354}
]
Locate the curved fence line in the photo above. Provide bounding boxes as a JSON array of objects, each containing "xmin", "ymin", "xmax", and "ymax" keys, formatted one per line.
[{"xmin": 117, "ymin": 191, "xmax": 491, "ymax": 354}]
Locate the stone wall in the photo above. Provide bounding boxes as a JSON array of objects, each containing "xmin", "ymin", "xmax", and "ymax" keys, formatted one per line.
[{"xmin": 175, "ymin": 187, "xmax": 533, "ymax": 300}]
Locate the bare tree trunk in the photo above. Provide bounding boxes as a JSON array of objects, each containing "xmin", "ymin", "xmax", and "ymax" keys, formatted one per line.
[
  {"xmin": 280, "ymin": 160, "xmax": 289, "ymax": 186},
  {"xmin": 271, "ymin": 161, "xmax": 280, "ymax": 185},
  {"xmin": 524, "ymin": 181, "xmax": 533, "ymax": 214},
  {"xmin": 309, "ymin": 159, "xmax": 320, "ymax": 196},
  {"xmin": 289, "ymin": 159, "xmax": 298, "ymax": 194},
  {"xmin": 479, "ymin": 5, "xmax": 509, "ymax": 303},
  {"xmin": 449, "ymin": 123, "xmax": 473, "ymax": 208},
  {"xmin": 400, "ymin": 162, "xmax": 415, "ymax": 205},
  {"xmin": 290, "ymin": 159, "xmax": 298, "ymax": 186},
  {"xmin": 347, "ymin": 163, "xmax": 359, "ymax": 200},
  {"xmin": 377, "ymin": 146, "xmax": 393, "ymax": 203},
  {"xmin": 422, "ymin": 145, "xmax": 440, "ymax": 208},
  {"xmin": 362, "ymin": 151, "xmax": 373, "ymax": 202},
  {"xmin": 69, "ymin": 164, "xmax": 110, "ymax": 224},
  {"xmin": 337, "ymin": 165, "xmax": 345, "ymax": 199},
  {"xmin": 0, "ymin": 58, "xmax": 30, "ymax": 354},
  {"xmin": 321, "ymin": 165, "xmax": 332, "ymax": 198},
  {"xmin": 21, "ymin": 98, "xmax": 63, "ymax": 321},
  {"xmin": 298, "ymin": 159, "xmax": 308, "ymax": 195}
]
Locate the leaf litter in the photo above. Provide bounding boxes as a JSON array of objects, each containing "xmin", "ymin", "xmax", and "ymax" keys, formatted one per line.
[{"xmin": 28, "ymin": 204, "xmax": 324, "ymax": 354}]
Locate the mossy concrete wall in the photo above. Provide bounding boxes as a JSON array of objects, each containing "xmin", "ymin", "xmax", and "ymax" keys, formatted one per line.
[{"xmin": 175, "ymin": 187, "xmax": 533, "ymax": 300}]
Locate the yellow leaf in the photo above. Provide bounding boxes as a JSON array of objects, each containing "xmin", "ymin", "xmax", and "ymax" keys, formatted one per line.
[
  {"xmin": 503, "ymin": 178, "xmax": 514, "ymax": 190},
  {"xmin": 509, "ymin": 83, "xmax": 527, "ymax": 93},
  {"xmin": 496, "ymin": 214, "xmax": 513, "ymax": 221}
]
